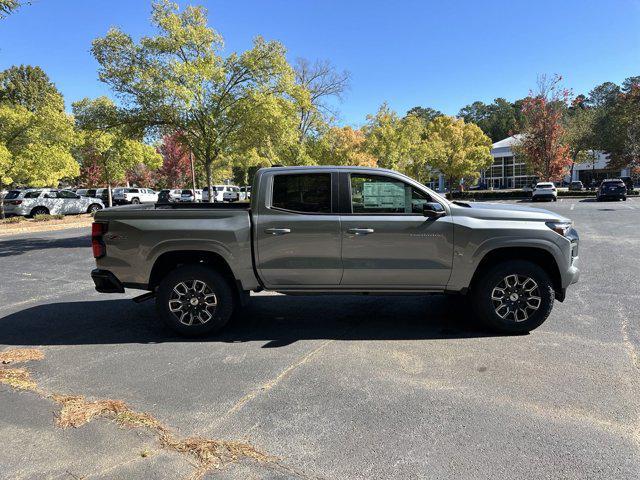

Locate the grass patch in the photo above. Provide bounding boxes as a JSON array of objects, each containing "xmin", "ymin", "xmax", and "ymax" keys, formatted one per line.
[
  {"xmin": 0, "ymin": 368, "xmax": 38, "ymax": 391},
  {"xmin": 0, "ymin": 348, "xmax": 44, "ymax": 365},
  {"xmin": 0, "ymin": 216, "xmax": 23, "ymax": 224},
  {"xmin": 162, "ymin": 435, "xmax": 274, "ymax": 478},
  {"xmin": 53, "ymin": 395, "xmax": 130, "ymax": 428},
  {"xmin": 32, "ymin": 213, "xmax": 65, "ymax": 222}
]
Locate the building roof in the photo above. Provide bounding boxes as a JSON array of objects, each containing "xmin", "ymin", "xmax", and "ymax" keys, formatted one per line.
[{"xmin": 492, "ymin": 134, "xmax": 523, "ymax": 149}]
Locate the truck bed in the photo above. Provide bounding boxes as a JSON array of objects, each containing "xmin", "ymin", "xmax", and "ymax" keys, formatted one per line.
[{"xmin": 94, "ymin": 202, "xmax": 259, "ymax": 291}]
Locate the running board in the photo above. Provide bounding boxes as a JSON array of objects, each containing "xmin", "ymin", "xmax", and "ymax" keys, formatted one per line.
[{"xmin": 132, "ymin": 291, "xmax": 156, "ymax": 303}]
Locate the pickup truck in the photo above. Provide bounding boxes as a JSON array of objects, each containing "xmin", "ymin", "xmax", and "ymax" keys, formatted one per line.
[{"xmin": 91, "ymin": 166, "xmax": 580, "ymax": 336}]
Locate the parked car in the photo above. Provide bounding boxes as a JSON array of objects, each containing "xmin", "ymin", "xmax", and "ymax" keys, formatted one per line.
[
  {"xmin": 532, "ymin": 182, "xmax": 557, "ymax": 201},
  {"xmin": 158, "ymin": 189, "xmax": 182, "ymax": 203},
  {"xmin": 568, "ymin": 181, "xmax": 584, "ymax": 191},
  {"xmin": 3, "ymin": 189, "xmax": 104, "ymax": 216},
  {"xmin": 223, "ymin": 186, "xmax": 240, "ymax": 202},
  {"xmin": 86, "ymin": 188, "xmax": 110, "ymax": 205},
  {"xmin": 620, "ymin": 176, "xmax": 634, "ymax": 192},
  {"xmin": 76, "ymin": 188, "xmax": 89, "ymax": 197},
  {"xmin": 179, "ymin": 189, "xmax": 203, "ymax": 202},
  {"xmin": 597, "ymin": 179, "xmax": 627, "ymax": 201},
  {"xmin": 113, "ymin": 187, "xmax": 158, "ymax": 205},
  {"xmin": 91, "ymin": 165, "xmax": 580, "ymax": 337},
  {"xmin": 202, "ymin": 185, "xmax": 237, "ymax": 202},
  {"xmin": 239, "ymin": 186, "xmax": 251, "ymax": 201}
]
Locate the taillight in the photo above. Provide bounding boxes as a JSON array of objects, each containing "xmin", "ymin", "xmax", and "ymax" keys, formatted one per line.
[
  {"xmin": 91, "ymin": 222, "xmax": 108, "ymax": 258},
  {"xmin": 10, "ymin": 200, "xmax": 22, "ymax": 205}
]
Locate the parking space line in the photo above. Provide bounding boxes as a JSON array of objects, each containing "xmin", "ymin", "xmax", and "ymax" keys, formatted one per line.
[{"xmin": 570, "ymin": 203, "xmax": 575, "ymax": 210}]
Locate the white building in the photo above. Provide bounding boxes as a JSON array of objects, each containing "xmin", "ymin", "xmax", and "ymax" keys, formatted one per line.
[{"xmin": 482, "ymin": 135, "xmax": 631, "ymax": 188}]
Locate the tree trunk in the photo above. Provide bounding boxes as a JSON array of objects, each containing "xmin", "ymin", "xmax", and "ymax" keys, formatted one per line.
[
  {"xmin": 0, "ymin": 176, "xmax": 5, "ymax": 220},
  {"xmin": 205, "ymin": 161, "xmax": 213, "ymax": 203},
  {"xmin": 106, "ymin": 174, "xmax": 113, "ymax": 208},
  {"xmin": 190, "ymin": 151, "xmax": 197, "ymax": 193}
]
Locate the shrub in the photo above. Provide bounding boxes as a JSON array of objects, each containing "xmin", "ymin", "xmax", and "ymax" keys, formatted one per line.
[
  {"xmin": 1, "ymin": 216, "xmax": 24, "ymax": 224},
  {"xmin": 32, "ymin": 214, "xmax": 64, "ymax": 222}
]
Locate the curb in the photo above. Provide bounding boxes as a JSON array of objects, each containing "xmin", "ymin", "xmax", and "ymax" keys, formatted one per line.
[{"xmin": 0, "ymin": 219, "xmax": 93, "ymax": 237}]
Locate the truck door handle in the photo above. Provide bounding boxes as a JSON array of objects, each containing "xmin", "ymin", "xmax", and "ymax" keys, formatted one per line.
[
  {"xmin": 347, "ymin": 228, "xmax": 375, "ymax": 235},
  {"xmin": 265, "ymin": 228, "xmax": 291, "ymax": 235}
]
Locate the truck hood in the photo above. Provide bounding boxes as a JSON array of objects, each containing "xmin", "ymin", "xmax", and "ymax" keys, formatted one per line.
[{"xmin": 451, "ymin": 201, "xmax": 569, "ymax": 222}]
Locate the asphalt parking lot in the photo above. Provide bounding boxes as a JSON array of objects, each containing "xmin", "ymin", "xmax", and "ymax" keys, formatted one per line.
[{"xmin": 1, "ymin": 197, "xmax": 639, "ymax": 479}]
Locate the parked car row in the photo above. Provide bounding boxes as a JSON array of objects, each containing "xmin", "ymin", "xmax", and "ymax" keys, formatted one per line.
[
  {"xmin": 530, "ymin": 178, "xmax": 629, "ymax": 202},
  {"xmin": 2, "ymin": 189, "xmax": 105, "ymax": 217}
]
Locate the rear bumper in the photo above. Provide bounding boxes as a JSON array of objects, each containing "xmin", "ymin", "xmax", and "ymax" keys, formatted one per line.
[{"xmin": 91, "ymin": 269, "xmax": 125, "ymax": 293}]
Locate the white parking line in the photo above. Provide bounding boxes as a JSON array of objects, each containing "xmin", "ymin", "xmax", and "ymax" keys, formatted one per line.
[{"xmin": 570, "ymin": 204, "xmax": 575, "ymax": 210}]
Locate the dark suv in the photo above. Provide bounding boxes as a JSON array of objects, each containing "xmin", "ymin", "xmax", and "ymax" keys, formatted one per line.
[{"xmin": 597, "ymin": 179, "xmax": 627, "ymax": 201}]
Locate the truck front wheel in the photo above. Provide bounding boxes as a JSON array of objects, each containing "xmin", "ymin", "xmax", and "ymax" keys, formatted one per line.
[
  {"xmin": 472, "ymin": 260, "xmax": 555, "ymax": 334},
  {"xmin": 156, "ymin": 264, "xmax": 235, "ymax": 336}
]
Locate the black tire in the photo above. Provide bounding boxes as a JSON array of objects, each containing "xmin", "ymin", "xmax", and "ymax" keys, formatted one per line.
[
  {"xmin": 471, "ymin": 260, "xmax": 555, "ymax": 334},
  {"xmin": 87, "ymin": 203, "xmax": 102, "ymax": 214},
  {"xmin": 131, "ymin": 197, "xmax": 140, "ymax": 204},
  {"xmin": 156, "ymin": 264, "xmax": 235, "ymax": 337},
  {"xmin": 30, "ymin": 206, "xmax": 49, "ymax": 217},
  {"xmin": 623, "ymin": 196, "xmax": 627, "ymax": 201}
]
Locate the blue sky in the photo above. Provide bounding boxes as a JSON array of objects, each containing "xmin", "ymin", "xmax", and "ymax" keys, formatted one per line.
[{"xmin": 1, "ymin": 0, "xmax": 639, "ymax": 126}]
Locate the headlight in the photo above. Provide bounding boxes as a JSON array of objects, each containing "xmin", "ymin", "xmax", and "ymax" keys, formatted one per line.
[{"xmin": 546, "ymin": 221, "xmax": 572, "ymax": 236}]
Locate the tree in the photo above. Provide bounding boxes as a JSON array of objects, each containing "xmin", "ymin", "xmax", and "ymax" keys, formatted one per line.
[
  {"xmin": 421, "ymin": 116, "xmax": 493, "ymax": 191},
  {"xmin": 362, "ymin": 103, "xmax": 426, "ymax": 172},
  {"xmin": 515, "ymin": 75, "xmax": 571, "ymax": 181},
  {"xmin": 406, "ymin": 106, "xmax": 443, "ymax": 124},
  {"xmin": 0, "ymin": 0, "xmax": 27, "ymax": 19},
  {"xmin": 0, "ymin": 65, "xmax": 64, "ymax": 112},
  {"xmin": 563, "ymin": 96, "xmax": 596, "ymax": 181},
  {"xmin": 0, "ymin": 99, "xmax": 78, "ymax": 217},
  {"xmin": 73, "ymin": 97, "xmax": 162, "ymax": 206},
  {"xmin": 91, "ymin": 0, "xmax": 299, "ymax": 201},
  {"xmin": 293, "ymin": 58, "xmax": 349, "ymax": 143},
  {"xmin": 157, "ymin": 132, "xmax": 193, "ymax": 188},
  {"xmin": 458, "ymin": 98, "xmax": 524, "ymax": 141},
  {"xmin": 315, "ymin": 126, "xmax": 377, "ymax": 167}
]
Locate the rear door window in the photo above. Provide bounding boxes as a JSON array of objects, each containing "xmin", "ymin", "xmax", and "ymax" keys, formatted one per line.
[
  {"xmin": 4, "ymin": 191, "xmax": 21, "ymax": 199},
  {"xmin": 272, "ymin": 173, "xmax": 331, "ymax": 213},
  {"xmin": 25, "ymin": 191, "xmax": 43, "ymax": 198}
]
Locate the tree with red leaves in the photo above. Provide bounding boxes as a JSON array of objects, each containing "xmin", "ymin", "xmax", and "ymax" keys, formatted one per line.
[
  {"xmin": 78, "ymin": 156, "xmax": 103, "ymax": 187},
  {"xmin": 157, "ymin": 133, "xmax": 192, "ymax": 189},
  {"xmin": 516, "ymin": 75, "xmax": 572, "ymax": 181}
]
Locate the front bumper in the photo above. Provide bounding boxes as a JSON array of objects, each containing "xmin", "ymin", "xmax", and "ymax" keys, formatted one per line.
[{"xmin": 91, "ymin": 269, "xmax": 125, "ymax": 293}]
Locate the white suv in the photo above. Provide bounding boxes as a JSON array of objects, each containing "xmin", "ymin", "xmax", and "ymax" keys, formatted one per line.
[
  {"xmin": 2, "ymin": 189, "xmax": 104, "ymax": 216},
  {"xmin": 113, "ymin": 188, "xmax": 159, "ymax": 205},
  {"xmin": 532, "ymin": 182, "xmax": 558, "ymax": 202},
  {"xmin": 202, "ymin": 185, "xmax": 238, "ymax": 202}
]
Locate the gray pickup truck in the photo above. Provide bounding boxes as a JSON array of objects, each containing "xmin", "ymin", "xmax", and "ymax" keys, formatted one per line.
[{"xmin": 91, "ymin": 166, "xmax": 579, "ymax": 336}]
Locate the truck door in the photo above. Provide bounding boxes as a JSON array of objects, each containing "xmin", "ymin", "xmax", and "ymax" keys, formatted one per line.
[
  {"xmin": 255, "ymin": 171, "xmax": 342, "ymax": 287},
  {"xmin": 339, "ymin": 172, "xmax": 454, "ymax": 288}
]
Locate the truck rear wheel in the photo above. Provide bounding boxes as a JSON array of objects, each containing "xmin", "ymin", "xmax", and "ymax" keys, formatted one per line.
[
  {"xmin": 156, "ymin": 264, "xmax": 235, "ymax": 336},
  {"xmin": 472, "ymin": 260, "xmax": 554, "ymax": 334}
]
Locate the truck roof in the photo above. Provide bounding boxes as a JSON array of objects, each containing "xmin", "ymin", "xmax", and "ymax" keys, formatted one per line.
[{"xmin": 257, "ymin": 165, "xmax": 399, "ymax": 175}]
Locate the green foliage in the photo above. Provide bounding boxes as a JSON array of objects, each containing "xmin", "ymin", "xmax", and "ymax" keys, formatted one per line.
[
  {"xmin": 362, "ymin": 103, "xmax": 426, "ymax": 173},
  {"xmin": 0, "ymin": 99, "xmax": 78, "ymax": 188},
  {"xmin": 0, "ymin": 215, "xmax": 23, "ymax": 224},
  {"xmin": 406, "ymin": 106, "xmax": 443, "ymax": 124},
  {"xmin": 90, "ymin": 0, "xmax": 300, "ymax": 197},
  {"xmin": 458, "ymin": 98, "xmax": 524, "ymax": 142},
  {"xmin": 0, "ymin": 65, "xmax": 64, "ymax": 112},
  {"xmin": 421, "ymin": 116, "xmax": 493, "ymax": 189},
  {"xmin": 32, "ymin": 213, "xmax": 65, "ymax": 222},
  {"xmin": 73, "ymin": 97, "xmax": 162, "ymax": 205},
  {"xmin": 0, "ymin": 0, "xmax": 26, "ymax": 19}
]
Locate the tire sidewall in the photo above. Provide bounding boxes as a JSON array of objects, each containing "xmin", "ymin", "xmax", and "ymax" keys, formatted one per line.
[
  {"xmin": 473, "ymin": 260, "xmax": 554, "ymax": 334},
  {"xmin": 156, "ymin": 265, "xmax": 235, "ymax": 336}
]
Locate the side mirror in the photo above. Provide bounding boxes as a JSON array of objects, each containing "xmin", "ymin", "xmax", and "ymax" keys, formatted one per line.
[{"xmin": 423, "ymin": 202, "xmax": 445, "ymax": 219}]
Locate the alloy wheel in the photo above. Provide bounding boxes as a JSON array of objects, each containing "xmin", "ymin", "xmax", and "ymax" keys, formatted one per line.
[
  {"xmin": 491, "ymin": 274, "xmax": 541, "ymax": 322},
  {"xmin": 168, "ymin": 280, "xmax": 218, "ymax": 326}
]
